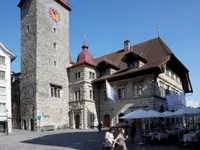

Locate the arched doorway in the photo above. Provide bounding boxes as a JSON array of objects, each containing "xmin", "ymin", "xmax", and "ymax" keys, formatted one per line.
[
  {"xmin": 24, "ymin": 120, "xmax": 27, "ymax": 130},
  {"xmin": 118, "ymin": 113, "xmax": 124, "ymax": 123},
  {"xmin": 104, "ymin": 114, "xmax": 110, "ymax": 127},
  {"xmin": 75, "ymin": 114, "xmax": 80, "ymax": 129},
  {"xmin": 31, "ymin": 118, "xmax": 34, "ymax": 131}
]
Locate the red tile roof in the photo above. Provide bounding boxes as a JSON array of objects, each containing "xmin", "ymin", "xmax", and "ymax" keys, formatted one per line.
[
  {"xmin": 72, "ymin": 44, "xmax": 96, "ymax": 67},
  {"xmin": 18, "ymin": 0, "xmax": 71, "ymax": 11},
  {"xmin": 92, "ymin": 37, "xmax": 192, "ymax": 93}
]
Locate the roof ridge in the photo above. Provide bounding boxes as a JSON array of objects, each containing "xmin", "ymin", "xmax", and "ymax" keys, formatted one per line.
[{"xmin": 94, "ymin": 37, "xmax": 159, "ymax": 60}]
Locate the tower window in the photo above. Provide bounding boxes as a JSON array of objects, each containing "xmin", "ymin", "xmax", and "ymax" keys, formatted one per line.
[
  {"xmin": 53, "ymin": 43, "xmax": 57, "ymax": 49},
  {"xmin": 53, "ymin": 27, "xmax": 56, "ymax": 33},
  {"xmin": 54, "ymin": 61, "xmax": 56, "ymax": 66},
  {"xmin": 90, "ymin": 90, "xmax": 92, "ymax": 99},
  {"xmin": 50, "ymin": 84, "xmax": 62, "ymax": 98},
  {"xmin": 26, "ymin": 25, "xmax": 30, "ymax": 33}
]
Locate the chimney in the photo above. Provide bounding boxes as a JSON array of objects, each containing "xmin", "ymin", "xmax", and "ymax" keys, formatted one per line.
[{"xmin": 124, "ymin": 40, "xmax": 130, "ymax": 51}]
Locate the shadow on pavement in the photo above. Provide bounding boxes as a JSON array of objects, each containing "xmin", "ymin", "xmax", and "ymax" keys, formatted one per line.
[
  {"xmin": 20, "ymin": 129, "xmax": 194, "ymax": 150},
  {"xmin": 21, "ymin": 130, "xmax": 105, "ymax": 150}
]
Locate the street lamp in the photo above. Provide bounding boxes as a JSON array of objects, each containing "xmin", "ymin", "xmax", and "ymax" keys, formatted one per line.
[{"xmin": 5, "ymin": 108, "xmax": 9, "ymax": 135}]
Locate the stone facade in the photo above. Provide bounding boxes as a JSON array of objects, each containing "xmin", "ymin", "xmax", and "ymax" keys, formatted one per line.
[
  {"xmin": 95, "ymin": 71, "xmax": 183, "ymax": 127},
  {"xmin": 68, "ymin": 64, "xmax": 98, "ymax": 129},
  {"xmin": 16, "ymin": 0, "xmax": 190, "ymax": 131},
  {"xmin": 19, "ymin": 0, "xmax": 70, "ymax": 131}
]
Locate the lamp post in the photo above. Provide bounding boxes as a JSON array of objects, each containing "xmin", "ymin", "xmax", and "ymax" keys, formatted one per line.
[{"xmin": 5, "ymin": 108, "xmax": 9, "ymax": 135}]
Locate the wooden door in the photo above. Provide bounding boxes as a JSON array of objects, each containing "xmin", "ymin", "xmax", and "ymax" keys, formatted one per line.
[
  {"xmin": 75, "ymin": 114, "xmax": 80, "ymax": 129},
  {"xmin": 135, "ymin": 119, "xmax": 141, "ymax": 129},
  {"xmin": 104, "ymin": 114, "xmax": 110, "ymax": 127}
]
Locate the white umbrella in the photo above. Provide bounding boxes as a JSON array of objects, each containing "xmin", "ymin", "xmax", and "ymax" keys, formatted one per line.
[
  {"xmin": 162, "ymin": 111, "xmax": 173, "ymax": 117},
  {"xmin": 120, "ymin": 109, "xmax": 148, "ymax": 119},
  {"xmin": 147, "ymin": 110, "xmax": 164, "ymax": 118},
  {"xmin": 170, "ymin": 107, "xmax": 200, "ymax": 117}
]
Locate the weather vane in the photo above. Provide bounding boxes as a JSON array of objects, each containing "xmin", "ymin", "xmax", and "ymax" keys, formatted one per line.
[
  {"xmin": 84, "ymin": 33, "xmax": 86, "ymax": 45},
  {"xmin": 157, "ymin": 27, "xmax": 160, "ymax": 37}
]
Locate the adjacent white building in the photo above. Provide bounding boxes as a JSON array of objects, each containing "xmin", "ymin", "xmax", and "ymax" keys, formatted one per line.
[{"xmin": 0, "ymin": 42, "xmax": 16, "ymax": 134}]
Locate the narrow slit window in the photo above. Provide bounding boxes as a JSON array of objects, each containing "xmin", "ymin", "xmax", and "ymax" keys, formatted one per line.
[{"xmin": 53, "ymin": 43, "xmax": 57, "ymax": 49}]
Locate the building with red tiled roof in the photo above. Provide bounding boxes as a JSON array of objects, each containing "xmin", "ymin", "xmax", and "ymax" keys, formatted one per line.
[
  {"xmin": 68, "ymin": 37, "xmax": 192, "ymax": 128},
  {"xmin": 14, "ymin": 0, "xmax": 192, "ymax": 131}
]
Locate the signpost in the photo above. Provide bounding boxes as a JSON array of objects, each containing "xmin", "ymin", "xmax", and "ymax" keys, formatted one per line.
[{"xmin": 37, "ymin": 115, "xmax": 41, "ymax": 131}]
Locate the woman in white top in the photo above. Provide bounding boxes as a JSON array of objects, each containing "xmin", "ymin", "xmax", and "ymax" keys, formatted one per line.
[{"xmin": 104, "ymin": 127, "xmax": 115, "ymax": 150}]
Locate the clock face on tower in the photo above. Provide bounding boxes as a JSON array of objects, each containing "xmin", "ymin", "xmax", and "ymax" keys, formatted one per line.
[
  {"xmin": 48, "ymin": 7, "xmax": 61, "ymax": 23},
  {"xmin": 45, "ymin": 3, "xmax": 63, "ymax": 27}
]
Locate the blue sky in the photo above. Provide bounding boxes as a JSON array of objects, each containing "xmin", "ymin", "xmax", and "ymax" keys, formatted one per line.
[{"xmin": 0, "ymin": 0, "xmax": 200, "ymax": 106}]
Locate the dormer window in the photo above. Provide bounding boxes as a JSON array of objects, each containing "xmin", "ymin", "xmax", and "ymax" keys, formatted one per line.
[
  {"xmin": 122, "ymin": 51, "xmax": 147, "ymax": 70},
  {"xmin": 97, "ymin": 58, "xmax": 119, "ymax": 77},
  {"xmin": 128, "ymin": 61, "xmax": 139, "ymax": 69}
]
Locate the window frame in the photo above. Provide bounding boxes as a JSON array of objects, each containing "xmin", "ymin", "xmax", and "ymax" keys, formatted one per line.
[
  {"xmin": 0, "ymin": 71, "xmax": 5, "ymax": 80},
  {"xmin": 50, "ymin": 84, "xmax": 62, "ymax": 98}
]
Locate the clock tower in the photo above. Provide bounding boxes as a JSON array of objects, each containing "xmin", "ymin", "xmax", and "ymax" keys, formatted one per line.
[{"xmin": 18, "ymin": 0, "xmax": 71, "ymax": 131}]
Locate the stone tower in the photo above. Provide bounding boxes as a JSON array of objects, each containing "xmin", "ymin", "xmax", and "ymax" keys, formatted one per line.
[{"xmin": 18, "ymin": 0, "xmax": 71, "ymax": 131}]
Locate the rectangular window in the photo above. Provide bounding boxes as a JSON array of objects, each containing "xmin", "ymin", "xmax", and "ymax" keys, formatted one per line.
[
  {"xmin": 92, "ymin": 73, "xmax": 95, "ymax": 79},
  {"xmin": 104, "ymin": 91, "xmax": 107, "ymax": 101},
  {"xmin": 53, "ymin": 43, "xmax": 57, "ymax": 49},
  {"xmin": 118, "ymin": 88, "xmax": 121, "ymax": 99},
  {"xmin": 75, "ymin": 90, "xmax": 81, "ymax": 101},
  {"xmin": 75, "ymin": 72, "xmax": 81, "ymax": 79},
  {"xmin": 176, "ymin": 75, "xmax": 179, "ymax": 82},
  {"xmin": 121, "ymin": 88, "xmax": 125, "ymax": 99},
  {"xmin": 53, "ymin": 27, "xmax": 56, "ymax": 33},
  {"xmin": 117, "ymin": 87, "xmax": 126, "ymax": 99},
  {"xmin": 171, "ymin": 72, "xmax": 175, "ymax": 79},
  {"xmin": 133, "ymin": 82, "xmax": 142, "ymax": 96},
  {"xmin": 166, "ymin": 68, "xmax": 170, "ymax": 76},
  {"xmin": 159, "ymin": 82, "xmax": 165, "ymax": 97},
  {"xmin": 26, "ymin": 25, "xmax": 30, "ymax": 33},
  {"xmin": 77, "ymin": 72, "xmax": 81, "ymax": 79},
  {"xmin": 89, "ymin": 72, "xmax": 92, "ymax": 78},
  {"xmin": 75, "ymin": 73, "xmax": 77, "ymax": 79},
  {"xmin": 0, "ymin": 71, "xmax": 5, "ymax": 80},
  {"xmin": 0, "ymin": 87, "xmax": 5, "ymax": 93},
  {"xmin": 54, "ymin": 61, "xmax": 56, "ymax": 66},
  {"xmin": 90, "ymin": 90, "xmax": 92, "ymax": 99},
  {"xmin": 0, "ymin": 103, "xmax": 6, "ymax": 113},
  {"xmin": 93, "ymin": 90, "xmax": 95, "ymax": 100},
  {"xmin": 0, "ymin": 56, "xmax": 5, "ymax": 64},
  {"xmin": 165, "ymin": 85, "xmax": 170, "ymax": 95},
  {"xmin": 50, "ymin": 84, "xmax": 62, "ymax": 98},
  {"xmin": 75, "ymin": 91, "xmax": 78, "ymax": 101}
]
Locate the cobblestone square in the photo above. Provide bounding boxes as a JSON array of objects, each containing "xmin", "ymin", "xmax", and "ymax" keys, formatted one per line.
[{"xmin": 0, "ymin": 129, "xmax": 195, "ymax": 150}]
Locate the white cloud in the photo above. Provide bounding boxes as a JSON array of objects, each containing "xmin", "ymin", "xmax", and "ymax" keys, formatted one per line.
[{"xmin": 186, "ymin": 100, "xmax": 200, "ymax": 108}]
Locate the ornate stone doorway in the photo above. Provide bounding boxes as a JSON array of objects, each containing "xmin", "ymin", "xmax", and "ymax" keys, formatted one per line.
[
  {"xmin": 104, "ymin": 114, "xmax": 110, "ymax": 127},
  {"xmin": 75, "ymin": 114, "xmax": 80, "ymax": 129}
]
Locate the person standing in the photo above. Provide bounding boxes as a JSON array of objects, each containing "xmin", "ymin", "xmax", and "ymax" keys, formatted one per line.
[
  {"xmin": 98, "ymin": 121, "xmax": 102, "ymax": 132},
  {"xmin": 113, "ymin": 128, "xmax": 128, "ymax": 150},
  {"xmin": 104, "ymin": 127, "xmax": 116, "ymax": 150}
]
